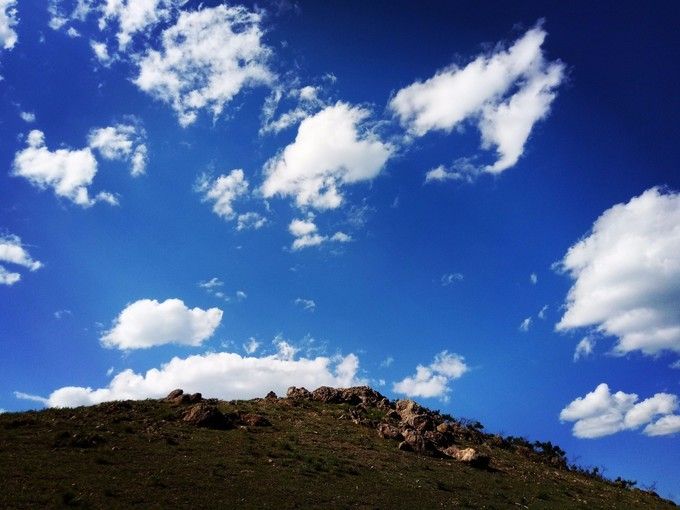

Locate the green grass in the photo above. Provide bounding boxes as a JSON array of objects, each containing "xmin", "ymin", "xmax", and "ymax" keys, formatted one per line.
[{"xmin": 0, "ymin": 398, "xmax": 675, "ymax": 509}]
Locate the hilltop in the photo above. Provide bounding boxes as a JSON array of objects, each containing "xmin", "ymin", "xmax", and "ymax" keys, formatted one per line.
[{"xmin": 0, "ymin": 386, "xmax": 675, "ymax": 509}]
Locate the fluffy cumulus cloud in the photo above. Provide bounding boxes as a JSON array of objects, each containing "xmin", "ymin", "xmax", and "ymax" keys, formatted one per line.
[
  {"xmin": 48, "ymin": 0, "xmax": 186, "ymax": 49},
  {"xmin": 0, "ymin": 234, "xmax": 42, "ymax": 285},
  {"xmin": 101, "ymin": 298, "xmax": 223, "ymax": 349},
  {"xmin": 556, "ymin": 187, "xmax": 680, "ymax": 356},
  {"xmin": 560, "ymin": 383, "xmax": 680, "ymax": 438},
  {"xmin": 393, "ymin": 351, "xmax": 468, "ymax": 400},
  {"xmin": 99, "ymin": 0, "xmax": 186, "ymax": 49},
  {"xmin": 11, "ymin": 130, "xmax": 116, "ymax": 207},
  {"xmin": 134, "ymin": 5, "xmax": 273, "ymax": 126},
  {"xmin": 12, "ymin": 125, "xmax": 149, "ymax": 206},
  {"xmin": 391, "ymin": 24, "xmax": 564, "ymax": 175},
  {"xmin": 0, "ymin": 0, "xmax": 17, "ymax": 50},
  {"xmin": 19, "ymin": 348, "xmax": 363, "ymax": 408},
  {"xmin": 87, "ymin": 123, "xmax": 147, "ymax": 176},
  {"xmin": 261, "ymin": 102, "xmax": 394, "ymax": 210},
  {"xmin": 195, "ymin": 170, "xmax": 249, "ymax": 221},
  {"xmin": 288, "ymin": 218, "xmax": 351, "ymax": 251}
]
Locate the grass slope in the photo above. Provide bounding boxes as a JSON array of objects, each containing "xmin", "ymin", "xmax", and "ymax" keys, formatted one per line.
[{"xmin": 0, "ymin": 395, "xmax": 675, "ymax": 509}]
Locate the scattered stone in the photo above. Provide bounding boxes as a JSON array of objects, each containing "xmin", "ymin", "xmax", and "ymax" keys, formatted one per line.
[
  {"xmin": 182, "ymin": 404, "xmax": 233, "ymax": 430},
  {"xmin": 443, "ymin": 446, "xmax": 490, "ymax": 469},
  {"xmin": 240, "ymin": 413, "xmax": 272, "ymax": 427}
]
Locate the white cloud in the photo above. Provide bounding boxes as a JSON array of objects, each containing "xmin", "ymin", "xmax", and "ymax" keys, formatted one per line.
[
  {"xmin": 519, "ymin": 317, "xmax": 532, "ymax": 332},
  {"xmin": 0, "ymin": 234, "xmax": 42, "ymax": 286},
  {"xmin": 330, "ymin": 231, "xmax": 352, "ymax": 243},
  {"xmin": 393, "ymin": 351, "xmax": 468, "ymax": 400},
  {"xmin": 236, "ymin": 290, "xmax": 247, "ymax": 301},
  {"xmin": 287, "ymin": 218, "xmax": 351, "ymax": 251},
  {"xmin": 17, "ymin": 348, "xmax": 364, "ymax": 408},
  {"xmin": 196, "ymin": 170, "xmax": 249, "ymax": 222},
  {"xmin": 560, "ymin": 383, "xmax": 680, "ymax": 438},
  {"xmin": 236, "ymin": 212, "xmax": 267, "ymax": 231},
  {"xmin": 66, "ymin": 26, "xmax": 80, "ymax": 37},
  {"xmin": 198, "ymin": 277, "xmax": 223, "ymax": 290},
  {"xmin": 101, "ymin": 298, "xmax": 223, "ymax": 350},
  {"xmin": 260, "ymin": 85, "xmax": 325, "ymax": 135},
  {"xmin": 12, "ymin": 130, "xmax": 115, "ymax": 207},
  {"xmin": 425, "ymin": 165, "xmax": 468, "ymax": 183},
  {"xmin": 556, "ymin": 187, "xmax": 680, "ymax": 355},
  {"xmin": 644, "ymin": 415, "xmax": 680, "ymax": 437},
  {"xmin": 538, "ymin": 304, "xmax": 548, "ymax": 320},
  {"xmin": 294, "ymin": 298, "xmax": 316, "ymax": 312},
  {"xmin": 0, "ymin": 0, "xmax": 18, "ymax": 50},
  {"xmin": 134, "ymin": 5, "xmax": 273, "ymax": 127},
  {"xmin": 54, "ymin": 309, "xmax": 72, "ymax": 319},
  {"xmin": 99, "ymin": 0, "xmax": 186, "ymax": 49},
  {"xmin": 243, "ymin": 337, "xmax": 260, "ymax": 354},
  {"xmin": 573, "ymin": 336, "xmax": 595, "ymax": 361},
  {"xmin": 390, "ymin": 24, "xmax": 564, "ymax": 174},
  {"xmin": 380, "ymin": 356, "xmax": 394, "ymax": 368},
  {"xmin": 530, "ymin": 273, "xmax": 538, "ymax": 284},
  {"xmin": 90, "ymin": 40, "xmax": 113, "ymax": 65},
  {"xmin": 441, "ymin": 272, "xmax": 464, "ymax": 286},
  {"xmin": 261, "ymin": 102, "xmax": 394, "ymax": 210},
  {"xmin": 19, "ymin": 111, "xmax": 35, "ymax": 123},
  {"xmin": 88, "ymin": 123, "xmax": 147, "ymax": 176}
]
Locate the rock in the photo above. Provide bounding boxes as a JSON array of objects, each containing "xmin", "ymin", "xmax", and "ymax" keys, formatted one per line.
[
  {"xmin": 265, "ymin": 391, "xmax": 278, "ymax": 400},
  {"xmin": 286, "ymin": 387, "xmax": 312, "ymax": 400},
  {"xmin": 182, "ymin": 404, "xmax": 233, "ymax": 429},
  {"xmin": 188, "ymin": 393, "xmax": 202, "ymax": 403},
  {"xmin": 240, "ymin": 413, "xmax": 272, "ymax": 427},
  {"xmin": 377, "ymin": 423, "xmax": 403, "ymax": 441},
  {"xmin": 311, "ymin": 386, "xmax": 390, "ymax": 407},
  {"xmin": 312, "ymin": 386, "xmax": 342, "ymax": 403},
  {"xmin": 395, "ymin": 399, "xmax": 426, "ymax": 420},
  {"xmin": 165, "ymin": 389, "xmax": 184, "ymax": 401},
  {"xmin": 436, "ymin": 422, "xmax": 450, "ymax": 434},
  {"xmin": 402, "ymin": 429, "xmax": 426, "ymax": 453},
  {"xmin": 443, "ymin": 446, "xmax": 490, "ymax": 469}
]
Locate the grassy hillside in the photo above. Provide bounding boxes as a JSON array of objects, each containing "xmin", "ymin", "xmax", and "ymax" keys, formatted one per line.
[{"xmin": 0, "ymin": 387, "xmax": 675, "ymax": 509}]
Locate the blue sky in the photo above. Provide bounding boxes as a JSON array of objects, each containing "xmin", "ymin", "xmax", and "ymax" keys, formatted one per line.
[{"xmin": 1, "ymin": 0, "xmax": 679, "ymax": 500}]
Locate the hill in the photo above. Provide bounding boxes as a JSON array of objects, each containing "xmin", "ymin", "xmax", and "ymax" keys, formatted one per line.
[{"xmin": 0, "ymin": 386, "xmax": 675, "ymax": 509}]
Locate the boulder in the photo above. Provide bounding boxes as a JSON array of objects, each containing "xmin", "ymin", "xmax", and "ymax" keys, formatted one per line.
[
  {"xmin": 265, "ymin": 391, "xmax": 278, "ymax": 400},
  {"xmin": 182, "ymin": 404, "xmax": 233, "ymax": 429},
  {"xmin": 377, "ymin": 423, "xmax": 403, "ymax": 441},
  {"xmin": 188, "ymin": 393, "xmax": 202, "ymax": 403},
  {"xmin": 286, "ymin": 386, "xmax": 312, "ymax": 400},
  {"xmin": 165, "ymin": 389, "xmax": 184, "ymax": 401},
  {"xmin": 401, "ymin": 429, "xmax": 426, "ymax": 453},
  {"xmin": 443, "ymin": 446, "xmax": 490, "ymax": 469}
]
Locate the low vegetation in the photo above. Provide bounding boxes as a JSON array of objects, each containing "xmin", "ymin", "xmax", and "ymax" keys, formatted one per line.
[{"xmin": 0, "ymin": 386, "xmax": 675, "ymax": 509}]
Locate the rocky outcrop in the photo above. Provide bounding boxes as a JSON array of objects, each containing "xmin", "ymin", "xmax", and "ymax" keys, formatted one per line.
[
  {"xmin": 286, "ymin": 387, "xmax": 312, "ymax": 400},
  {"xmin": 310, "ymin": 386, "xmax": 391, "ymax": 408},
  {"xmin": 377, "ymin": 423, "xmax": 403, "ymax": 441},
  {"xmin": 182, "ymin": 404, "xmax": 233, "ymax": 430},
  {"xmin": 165, "ymin": 389, "xmax": 202, "ymax": 405}
]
